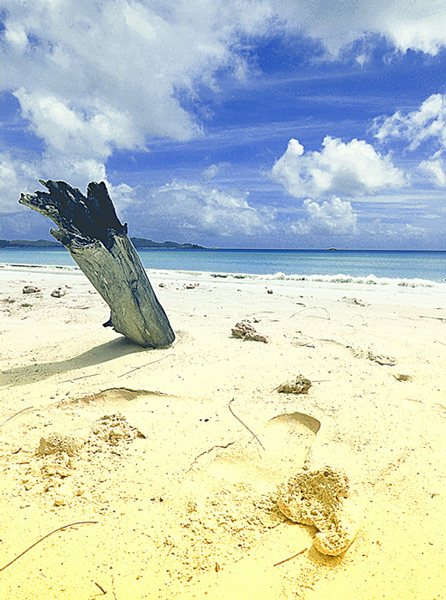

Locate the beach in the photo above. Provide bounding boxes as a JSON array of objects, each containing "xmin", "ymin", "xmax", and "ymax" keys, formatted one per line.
[{"xmin": 1, "ymin": 263, "xmax": 445, "ymax": 599}]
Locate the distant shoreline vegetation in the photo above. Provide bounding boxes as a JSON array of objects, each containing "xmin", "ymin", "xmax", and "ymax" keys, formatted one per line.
[{"xmin": 0, "ymin": 237, "xmax": 206, "ymax": 250}]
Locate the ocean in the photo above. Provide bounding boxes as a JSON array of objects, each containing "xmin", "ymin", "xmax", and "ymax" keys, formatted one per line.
[{"xmin": 1, "ymin": 247, "xmax": 446, "ymax": 286}]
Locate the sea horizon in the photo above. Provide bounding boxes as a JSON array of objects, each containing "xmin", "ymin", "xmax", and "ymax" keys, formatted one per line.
[{"xmin": 2, "ymin": 246, "xmax": 446, "ymax": 284}]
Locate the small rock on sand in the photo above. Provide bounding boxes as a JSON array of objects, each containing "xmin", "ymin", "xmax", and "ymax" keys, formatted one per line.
[
  {"xmin": 22, "ymin": 285, "xmax": 41, "ymax": 294},
  {"xmin": 51, "ymin": 286, "xmax": 67, "ymax": 298}
]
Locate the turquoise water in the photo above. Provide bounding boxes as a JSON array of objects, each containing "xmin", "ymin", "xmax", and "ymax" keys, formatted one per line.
[{"xmin": 1, "ymin": 247, "xmax": 446, "ymax": 282}]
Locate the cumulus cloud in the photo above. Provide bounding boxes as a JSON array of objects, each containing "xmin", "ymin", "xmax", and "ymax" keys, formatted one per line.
[
  {"xmin": 0, "ymin": 0, "xmax": 275, "ymax": 158},
  {"xmin": 375, "ymin": 94, "xmax": 446, "ymax": 187},
  {"xmin": 1, "ymin": 0, "xmax": 445, "ymax": 174},
  {"xmin": 0, "ymin": 0, "xmax": 277, "ymax": 216},
  {"xmin": 271, "ymin": 137, "xmax": 405, "ymax": 199},
  {"xmin": 294, "ymin": 197, "xmax": 357, "ymax": 236},
  {"xmin": 418, "ymin": 157, "xmax": 446, "ymax": 187},
  {"xmin": 2, "ymin": 0, "xmax": 446, "ymax": 233},
  {"xmin": 14, "ymin": 89, "xmax": 143, "ymax": 159},
  {"xmin": 269, "ymin": 0, "xmax": 446, "ymax": 55},
  {"xmin": 0, "ymin": 153, "xmax": 38, "ymax": 213},
  {"xmin": 375, "ymin": 94, "xmax": 446, "ymax": 151},
  {"xmin": 128, "ymin": 181, "xmax": 274, "ymax": 240}
]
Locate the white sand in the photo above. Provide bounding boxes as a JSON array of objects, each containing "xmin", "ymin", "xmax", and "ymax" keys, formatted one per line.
[{"xmin": 0, "ymin": 264, "xmax": 445, "ymax": 599}]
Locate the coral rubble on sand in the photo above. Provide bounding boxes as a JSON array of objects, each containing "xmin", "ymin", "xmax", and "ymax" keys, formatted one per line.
[
  {"xmin": 231, "ymin": 320, "xmax": 268, "ymax": 343},
  {"xmin": 277, "ymin": 375, "xmax": 312, "ymax": 394},
  {"xmin": 277, "ymin": 465, "xmax": 359, "ymax": 556}
]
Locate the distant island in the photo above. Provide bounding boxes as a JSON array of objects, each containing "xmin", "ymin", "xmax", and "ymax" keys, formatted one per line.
[{"xmin": 0, "ymin": 237, "xmax": 206, "ymax": 250}]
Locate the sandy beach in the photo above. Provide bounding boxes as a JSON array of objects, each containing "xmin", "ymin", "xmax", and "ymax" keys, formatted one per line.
[{"xmin": 1, "ymin": 263, "xmax": 445, "ymax": 599}]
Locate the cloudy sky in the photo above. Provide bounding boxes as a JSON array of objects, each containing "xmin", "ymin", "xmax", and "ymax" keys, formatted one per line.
[{"xmin": 2, "ymin": 1, "xmax": 446, "ymax": 249}]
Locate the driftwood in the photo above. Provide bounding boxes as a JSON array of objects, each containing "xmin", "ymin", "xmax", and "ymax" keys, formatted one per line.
[{"xmin": 19, "ymin": 180, "xmax": 175, "ymax": 348}]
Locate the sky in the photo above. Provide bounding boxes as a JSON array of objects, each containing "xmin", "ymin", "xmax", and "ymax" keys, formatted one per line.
[{"xmin": 2, "ymin": 1, "xmax": 446, "ymax": 249}]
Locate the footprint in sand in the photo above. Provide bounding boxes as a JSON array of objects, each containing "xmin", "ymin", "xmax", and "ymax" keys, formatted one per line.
[{"xmin": 195, "ymin": 411, "xmax": 321, "ymax": 492}]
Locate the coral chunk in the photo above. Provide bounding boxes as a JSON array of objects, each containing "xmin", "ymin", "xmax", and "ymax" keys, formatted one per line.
[
  {"xmin": 231, "ymin": 321, "xmax": 268, "ymax": 343},
  {"xmin": 277, "ymin": 375, "xmax": 312, "ymax": 395},
  {"xmin": 277, "ymin": 465, "xmax": 359, "ymax": 556}
]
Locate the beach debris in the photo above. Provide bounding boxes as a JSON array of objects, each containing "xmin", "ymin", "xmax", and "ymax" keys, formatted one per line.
[
  {"xmin": 341, "ymin": 296, "xmax": 368, "ymax": 307},
  {"xmin": 19, "ymin": 180, "xmax": 175, "ymax": 348},
  {"xmin": 394, "ymin": 373, "xmax": 412, "ymax": 382},
  {"xmin": 276, "ymin": 375, "xmax": 312, "ymax": 395},
  {"xmin": 231, "ymin": 320, "xmax": 268, "ymax": 343},
  {"xmin": 185, "ymin": 283, "xmax": 199, "ymax": 289},
  {"xmin": 51, "ymin": 285, "xmax": 66, "ymax": 298},
  {"xmin": 367, "ymin": 350, "xmax": 397, "ymax": 366},
  {"xmin": 266, "ymin": 288, "xmax": 274, "ymax": 294},
  {"xmin": 38, "ymin": 432, "xmax": 84, "ymax": 457},
  {"xmin": 22, "ymin": 285, "xmax": 41, "ymax": 294},
  {"xmin": 90, "ymin": 413, "xmax": 146, "ymax": 446},
  {"xmin": 277, "ymin": 465, "xmax": 359, "ymax": 556},
  {"xmin": 0, "ymin": 521, "xmax": 98, "ymax": 573}
]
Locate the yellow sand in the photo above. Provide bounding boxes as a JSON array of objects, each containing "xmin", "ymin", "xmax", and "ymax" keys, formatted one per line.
[{"xmin": 0, "ymin": 265, "xmax": 445, "ymax": 599}]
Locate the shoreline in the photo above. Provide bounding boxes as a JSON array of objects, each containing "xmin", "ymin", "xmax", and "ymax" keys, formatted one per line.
[
  {"xmin": 1, "ymin": 267, "xmax": 445, "ymax": 599},
  {"xmin": 1, "ymin": 261, "xmax": 445, "ymax": 289}
]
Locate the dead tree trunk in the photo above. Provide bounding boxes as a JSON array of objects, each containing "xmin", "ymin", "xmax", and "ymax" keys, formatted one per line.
[{"xmin": 19, "ymin": 180, "xmax": 175, "ymax": 348}]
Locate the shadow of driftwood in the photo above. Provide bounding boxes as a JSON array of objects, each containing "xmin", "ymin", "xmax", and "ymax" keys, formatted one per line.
[{"xmin": 0, "ymin": 337, "xmax": 147, "ymax": 388}]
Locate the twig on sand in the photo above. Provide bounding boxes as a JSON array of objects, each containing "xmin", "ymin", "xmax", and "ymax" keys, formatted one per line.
[
  {"xmin": 186, "ymin": 441, "xmax": 236, "ymax": 474},
  {"xmin": 228, "ymin": 398, "xmax": 265, "ymax": 452},
  {"xmin": 94, "ymin": 582, "xmax": 107, "ymax": 595},
  {"xmin": 273, "ymin": 547, "xmax": 307, "ymax": 567},
  {"xmin": 60, "ymin": 373, "xmax": 98, "ymax": 384},
  {"xmin": 162, "ymin": 544, "xmax": 175, "ymax": 566},
  {"xmin": 118, "ymin": 354, "xmax": 172, "ymax": 378},
  {"xmin": 289, "ymin": 306, "xmax": 331, "ymax": 320},
  {"xmin": 0, "ymin": 406, "xmax": 34, "ymax": 428},
  {"xmin": 0, "ymin": 521, "xmax": 98, "ymax": 572}
]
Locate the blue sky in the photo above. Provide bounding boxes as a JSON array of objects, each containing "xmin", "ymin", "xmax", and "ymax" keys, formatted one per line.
[{"xmin": 2, "ymin": 1, "xmax": 446, "ymax": 249}]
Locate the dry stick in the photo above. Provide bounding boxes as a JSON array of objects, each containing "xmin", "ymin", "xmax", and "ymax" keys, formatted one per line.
[
  {"xmin": 228, "ymin": 398, "xmax": 265, "ymax": 452},
  {"xmin": 288, "ymin": 306, "xmax": 331, "ymax": 320},
  {"xmin": 60, "ymin": 373, "xmax": 99, "ymax": 384},
  {"xmin": 94, "ymin": 582, "xmax": 107, "ymax": 595},
  {"xmin": 0, "ymin": 520, "xmax": 98, "ymax": 572},
  {"xmin": 273, "ymin": 547, "xmax": 307, "ymax": 567},
  {"xmin": 162, "ymin": 544, "xmax": 175, "ymax": 566},
  {"xmin": 0, "ymin": 406, "xmax": 34, "ymax": 428},
  {"xmin": 118, "ymin": 354, "xmax": 172, "ymax": 378}
]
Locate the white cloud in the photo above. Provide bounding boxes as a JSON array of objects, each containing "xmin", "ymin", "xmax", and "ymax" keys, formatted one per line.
[
  {"xmin": 364, "ymin": 220, "xmax": 426, "ymax": 240},
  {"xmin": 202, "ymin": 162, "xmax": 230, "ymax": 180},
  {"xmin": 269, "ymin": 0, "xmax": 446, "ymax": 55},
  {"xmin": 14, "ymin": 89, "xmax": 144, "ymax": 159},
  {"xmin": 271, "ymin": 137, "xmax": 405, "ymax": 199},
  {"xmin": 128, "ymin": 181, "xmax": 274, "ymax": 240},
  {"xmin": 0, "ymin": 0, "xmax": 277, "ymax": 163},
  {"xmin": 375, "ymin": 94, "xmax": 446, "ymax": 187},
  {"xmin": 0, "ymin": 152, "xmax": 125, "ymax": 218},
  {"xmin": 294, "ymin": 197, "xmax": 357, "ymax": 235},
  {"xmin": 2, "ymin": 0, "xmax": 446, "ymax": 175},
  {"xmin": 375, "ymin": 94, "xmax": 446, "ymax": 151},
  {"xmin": 1, "ymin": 0, "xmax": 446, "ymax": 229},
  {"xmin": 0, "ymin": 153, "xmax": 38, "ymax": 213},
  {"xmin": 418, "ymin": 157, "xmax": 446, "ymax": 187}
]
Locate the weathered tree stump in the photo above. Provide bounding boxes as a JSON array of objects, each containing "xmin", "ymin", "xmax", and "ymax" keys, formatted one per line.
[{"xmin": 19, "ymin": 180, "xmax": 175, "ymax": 348}]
